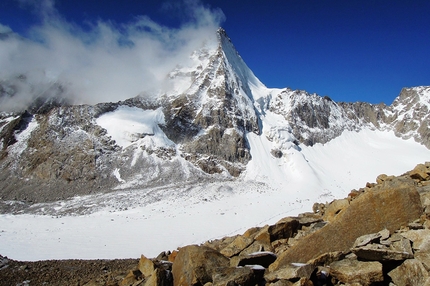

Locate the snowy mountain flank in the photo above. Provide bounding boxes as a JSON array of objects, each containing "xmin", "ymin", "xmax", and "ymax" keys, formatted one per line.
[
  {"xmin": 0, "ymin": 28, "xmax": 430, "ymax": 260},
  {"xmin": 1, "ymin": 28, "xmax": 429, "ymax": 204}
]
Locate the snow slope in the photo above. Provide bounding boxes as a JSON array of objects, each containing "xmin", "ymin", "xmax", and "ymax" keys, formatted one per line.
[{"xmin": 1, "ymin": 128, "xmax": 429, "ymax": 261}]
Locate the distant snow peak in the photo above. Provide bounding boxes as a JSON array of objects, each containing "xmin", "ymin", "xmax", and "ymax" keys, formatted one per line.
[{"xmin": 0, "ymin": 27, "xmax": 429, "ymax": 209}]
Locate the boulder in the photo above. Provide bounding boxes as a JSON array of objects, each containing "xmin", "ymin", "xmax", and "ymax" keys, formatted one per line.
[
  {"xmin": 410, "ymin": 163, "xmax": 430, "ymax": 181},
  {"xmin": 322, "ymin": 199, "xmax": 349, "ymax": 222},
  {"xmin": 121, "ymin": 270, "xmax": 144, "ymax": 286},
  {"xmin": 306, "ymin": 251, "xmax": 344, "ymax": 267},
  {"xmin": 414, "ymin": 239, "xmax": 430, "ymax": 271},
  {"xmin": 400, "ymin": 229, "xmax": 430, "ymax": 250},
  {"xmin": 268, "ymin": 217, "xmax": 300, "ymax": 242},
  {"xmin": 388, "ymin": 259, "xmax": 430, "ymax": 285},
  {"xmin": 138, "ymin": 255, "xmax": 157, "ymax": 278},
  {"xmin": 212, "ymin": 266, "xmax": 264, "ymax": 286},
  {"xmin": 172, "ymin": 245, "xmax": 229, "ymax": 286},
  {"xmin": 220, "ymin": 235, "xmax": 254, "ymax": 257},
  {"xmin": 144, "ymin": 268, "xmax": 172, "ymax": 286},
  {"xmin": 352, "ymin": 244, "xmax": 413, "ymax": 261},
  {"xmin": 269, "ymin": 186, "xmax": 422, "ymax": 269},
  {"xmin": 136, "ymin": 255, "xmax": 173, "ymax": 286},
  {"xmin": 352, "ymin": 232, "xmax": 382, "ymax": 248},
  {"xmin": 265, "ymin": 263, "xmax": 314, "ymax": 283},
  {"xmin": 330, "ymin": 259, "xmax": 383, "ymax": 286}
]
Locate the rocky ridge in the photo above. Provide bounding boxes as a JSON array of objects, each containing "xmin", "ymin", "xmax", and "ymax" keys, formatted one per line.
[
  {"xmin": 2, "ymin": 162, "xmax": 430, "ymax": 285},
  {"xmin": 0, "ymin": 28, "xmax": 429, "ymax": 205}
]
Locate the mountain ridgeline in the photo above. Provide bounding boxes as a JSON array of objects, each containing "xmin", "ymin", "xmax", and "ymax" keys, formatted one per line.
[{"xmin": 0, "ymin": 28, "xmax": 429, "ymax": 205}]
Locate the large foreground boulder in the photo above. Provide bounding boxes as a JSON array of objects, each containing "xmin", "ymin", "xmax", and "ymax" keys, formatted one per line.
[
  {"xmin": 270, "ymin": 185, "xmax": 422, "ymax": 269},
  {"xmin": 171, "ymin": 245, "xmax": 229, "ymax": 286}
]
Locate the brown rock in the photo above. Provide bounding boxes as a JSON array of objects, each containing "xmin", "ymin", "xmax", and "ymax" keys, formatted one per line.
[
  {"xmin": 145, "ymin": 268, "xmax": 172, "ymax": 286},
  {"xmin": 267, "ymin": 280, "xmax": 295, "ymax": 286},
  {"xmin": 410, "ymin": 164, "xmax": 430, "ymax": 181},
  {"xmin": 330, "ymin": 259, "xmax": 383, "ymax": 286},
  {"xmin": 220, "ymin": 235, "xmax": 254, "ymax": 257},
  {"xmin": 269, "ymin": 186, "xmax": 422, "ymax": 269},
  {"xmin": 172, "ymin": 245, "xmax": 229, "ymax": 286},
  {"xmin": 212, "ymin": 266, "xmax": 264, "ymax": 286},
  {"xmin": 322, "ymin": 199, "xmax": 349, "ymax": 223},
  {"xmin": 265, "ymin": 263, "xmax": 314, "ymax": 282},
  {"xmin": 388, "ymin": 259, "xmax": 430, "ymax": 285},
  {"xmin": 352, "ymin": 244, "xmax": 413, "ymax": 261},
  {"xmin": 306, "ymin": 251, "xmax": 344, "ymax": 266},
  {"xmin": 415, "ymin": 242, "xmax": 430, "ymax": 271},
  {"xmin": 168, "ymin": 250, "xmax": 178, "ymax": 263},
  {"xmin": 268, "ymin": 217, "xmax": 300, "ymax": 242},
  {"xmin": 242, "ymin": 226, "xmax": 262, "ymax": 239},
  {"xmin": 121, "ymin": 270, "xmax": 143, "ymax": 286},
  {"xmin": 400, "ymin": 229, "xmax": 430, "ymax": 250},
  {"xmin": 138, "ymin": 255, "xmax": 157, "ymax": 278},
  {"xmin": 291, "ymin": 278, "xmax": 313, "ymax": 286},
  {"xmin": 376, "ymin": 174, "xmax": 388, "ymax": 184},
  {"xmin": 352, "ymin": 232, "xmax": 382, "ymax": 248},
  {"xmin": 254, "ymin": 225, "xmax": 271, "ymax": 245}
]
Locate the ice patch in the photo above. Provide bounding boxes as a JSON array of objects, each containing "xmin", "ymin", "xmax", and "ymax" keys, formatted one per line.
[
  {"xmin": 96, "ymin": 106, "xmax": 173, "ymax": 149},
  {"xmin": 113, "ymin": 168, "xmax": 125, "ymax": 183}
]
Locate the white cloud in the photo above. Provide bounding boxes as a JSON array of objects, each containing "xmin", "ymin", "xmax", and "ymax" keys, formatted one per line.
[{"xmin": 0, "ymin": 0, "xmax": 225, "ymax": 111}]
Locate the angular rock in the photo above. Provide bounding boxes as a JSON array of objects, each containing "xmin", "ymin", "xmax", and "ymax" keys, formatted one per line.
[
  {"xmin": 379, "ymin": 228, "xmax": 390, "ymax": 240},
  {"xmin": 172, "ymin": 245, "xmax": 230, "ymax": 286},
  {"xmin": 296, "ymin": 213, "xmax": 323, "ymax": 226},
  {"xmin": 376, "ymin": 174, "xmax": 394, "ymax": 184},
  {"xmin": 391, "ymin": 237, "xmax": 414, "ymax": 255},
  {"xmin": 352, "ymin": 244, "xmax": 413, "ymax": 261},
  {"xmin": 254, "ymin": 225, "xmax": 271, "ymax": 245},
  {"xmin": 212, "ymin": 266, "xmax": 264, "ymax": 286},
  {"xmin": 322, "ymin": 199, "xmax": 349, "ymax": 223},
  {"xmin": 388, "ymin": 259, "xmax": 430, "ymax": 286},
  {"xmin": 138, "ymin": 255, "xmax": 157, "ymax": 278},
  {"xmin": 144, "ymin": 268, "xmax": 172, "ymax": 286},
  {"xmin": 330, "ymin": 259, "xmax": 383, "ymax": 286},
  {"xmin": 410, "ymin": 163, "xmax": 430, "ymax": 181},
  {"xmin": 352, "ymin": 232, "xmax": 382, "ymax": 248},
  {"xmin": 220, "ymin": 235, "xmax": 254, "ymax": 257},
  {"xmin": 306, "ymin": 251, "xmax": 344, "ymax": 267},
  {"xmin": 414, "ymin": 239, "xmax": 430, "ymax": 270},
  {"xmin": 269, "ymin": 186, "xmax": 422, "ymax": 269},
  {"xmin": 400, "ymin": 229, "xmax": 430, "ymax": 250},
  {"xmin": 268, "ymin": 217, "xmax": 300, "ymax": 242},
  {"xmin": 121, "ymin": 269, "xmax": 144, "ymax": 286},
  {"xmin": 265, "ymin": 263, "xmax": 314, "ymax": 283}
]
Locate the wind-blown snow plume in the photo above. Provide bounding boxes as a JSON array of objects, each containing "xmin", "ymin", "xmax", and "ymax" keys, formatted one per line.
[{"xmin": 0, "ymin": 0, "xmax": 225, "ymax": 111}]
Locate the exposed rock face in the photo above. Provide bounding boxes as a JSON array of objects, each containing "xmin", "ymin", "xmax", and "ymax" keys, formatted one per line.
[{"xmin": 269, "ymin": 185, "xmax": 422, "ymax": 268}]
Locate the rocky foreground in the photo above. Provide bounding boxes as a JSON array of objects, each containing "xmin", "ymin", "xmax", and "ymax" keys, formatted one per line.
[{"xmin": 1, "ymin": 162, "xmax": 430, "ymax": 286}]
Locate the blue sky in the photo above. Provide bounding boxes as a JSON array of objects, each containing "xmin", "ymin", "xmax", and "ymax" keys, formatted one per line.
[{"xmin": 0, "ymin": 0, "xmax": 429, "ymax": 105}]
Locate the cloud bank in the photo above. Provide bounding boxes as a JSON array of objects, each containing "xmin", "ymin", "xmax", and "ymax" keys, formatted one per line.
[{"xmin": 0, "ymin": 0, "xmax": 225, "ymax": 111}]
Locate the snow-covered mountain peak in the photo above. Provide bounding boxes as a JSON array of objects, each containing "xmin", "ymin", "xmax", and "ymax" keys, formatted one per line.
[
  {"xmin": 392, "ymin": 86, "xmax": 430, "ymax": 111},
  {"xmin": 216, "ymin": 28, "xmax": 268, "ymax": 102},
  {"xmin": 0, "ymin": 27, "xmax": 429, "ymax": 212}
]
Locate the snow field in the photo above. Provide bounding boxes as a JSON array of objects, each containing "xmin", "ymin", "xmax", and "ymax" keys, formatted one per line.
[{"xmin": 1, "ymin": 129, "xmax": 429, "ymax": 261}]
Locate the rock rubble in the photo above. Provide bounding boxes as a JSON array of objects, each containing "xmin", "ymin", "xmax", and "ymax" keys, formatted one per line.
[{"xmin": 118, "ymin": 162, "xmax": 430, "ymax": 286}]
